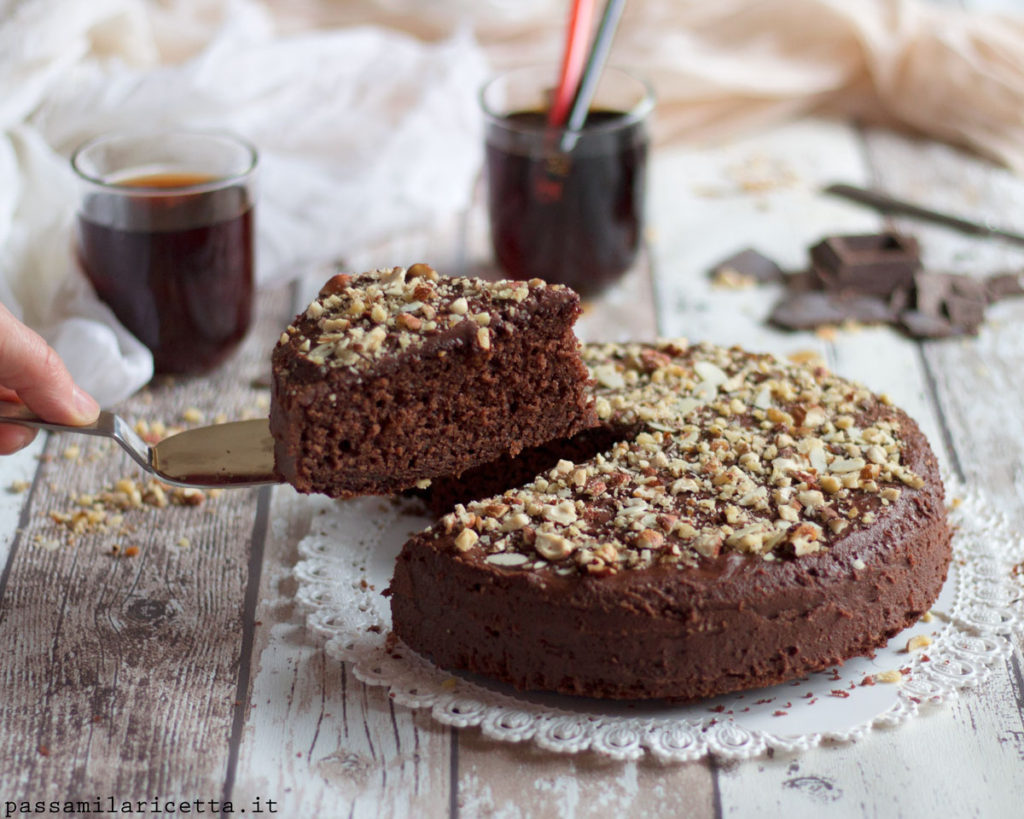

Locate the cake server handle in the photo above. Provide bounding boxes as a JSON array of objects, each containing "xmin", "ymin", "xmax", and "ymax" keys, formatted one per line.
[{"xmin": 0, "ymin": 400, "xmax": 279, "ymax": 488}]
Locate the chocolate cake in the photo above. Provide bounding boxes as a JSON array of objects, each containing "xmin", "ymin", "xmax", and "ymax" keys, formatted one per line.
[
  {"xmin": 389, "ymin": 341, "xmax": 952, "ymax": 701},
  {"xmin": 270, "ymin": 265, "xmax": 595, "ymax": 497}
]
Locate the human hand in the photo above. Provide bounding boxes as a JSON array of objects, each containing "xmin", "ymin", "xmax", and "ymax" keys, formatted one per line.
[{"xmin": 0, "ymin": 301, "xmax": 100, "ymax": 454}]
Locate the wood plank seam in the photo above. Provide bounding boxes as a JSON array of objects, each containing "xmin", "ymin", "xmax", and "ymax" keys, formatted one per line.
[
  {"xmin": 1008, "ymin": 653, "xmax": 1024, "ymax": 747},
  {"xmin": 710, "ymin": 756, "xmax": 724, "ymax": 819},
  {"xmin": 915, "ymin": 345, "xmax": 967, "ymax": 482},
  {"xmin": 0, "ymin": 435, "xmax": 45, "ymax": 618},
  {"xmin": 449, "ymin": 725, "xmax": 459, "ymax": 819},
  {"xmin": 221, "ymin": 484, "xmax": 273, "ymax": 807}
]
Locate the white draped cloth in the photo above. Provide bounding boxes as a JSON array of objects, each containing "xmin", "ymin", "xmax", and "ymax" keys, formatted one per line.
[
  {"xmin": 0, "ymin": 0, "xmax": 487, "ymax": 402},
  {"xmin": 2, "ymin": 0, "xmax": 1023, "ymax": 404}
]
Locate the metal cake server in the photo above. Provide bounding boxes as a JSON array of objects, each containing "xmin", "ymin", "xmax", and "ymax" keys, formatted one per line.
[{"xmin": 0, "ymin": 400, "xmax": 279, "ymax": 488}]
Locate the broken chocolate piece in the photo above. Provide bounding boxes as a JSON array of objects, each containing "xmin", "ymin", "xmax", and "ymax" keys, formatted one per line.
[
  {"xmin": 899, "ymin": 310, "xmax": 957, "ymax": 339},
  {"xmin": 721, "ymin": 231, "xmax": 1005, "ymax": 339},
  {"xmin": 709, "ymin": 248, "xmax": 785, "ymax": 286},
  {"xmin": 784, "ymin": 269, "xmax": 822, "ymax": 293},
  {"xmin": 914, "ymin": 272, "xmax": 987, "ymax": 334},
  {"xmin": 985, "ymin": 271, "xmax": 1024, "ymax": 304},
  {"xmin": 769, "ymin": 291, "xmax": 894, "ymax": 330},
  {"xmin": 915, "ymin": 272, "xmax": 987, "ymax": 310},
  {"xmin": 811, "ymin": 233, "xmax": 920, "ymax": 297},
  {"xmin": 944, "ymin": 295, "xmax": 985, "ymax": 333},
  {"xmin": 888, "ymin": 285, "xmax": 913, "ymax": 316}
]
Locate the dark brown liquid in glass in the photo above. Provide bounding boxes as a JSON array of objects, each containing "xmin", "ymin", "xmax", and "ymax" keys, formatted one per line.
[
  {"xmin": 485, "ymin": 109, "xmax": 647, "ymax": 296},
  {"xmin": 77, "ymin": 172, "xmax": 254, "ymax": 375}
]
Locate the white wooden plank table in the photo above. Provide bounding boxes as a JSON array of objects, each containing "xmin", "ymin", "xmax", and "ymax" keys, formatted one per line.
[{"xmin": 2, "ymin": 109, "xmax": 1023, "ymax": 819}]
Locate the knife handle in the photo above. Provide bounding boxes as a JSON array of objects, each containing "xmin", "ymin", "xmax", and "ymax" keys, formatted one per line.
[
  {"xmin": 0, "ymin": 399, "xmax": 153, "ymax": 472},
  {"xmin": 824, "ymin": 183, "xmax": 991, "ymax": 237}
]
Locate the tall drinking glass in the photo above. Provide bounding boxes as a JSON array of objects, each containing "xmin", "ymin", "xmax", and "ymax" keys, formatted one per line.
[
  {"xmin": 481, "ymin": 66, "xmax": 654, "ymax": 296},
  {"xmin": 72, "ymin": 130, "xmax": 258, "ymax": 375}
]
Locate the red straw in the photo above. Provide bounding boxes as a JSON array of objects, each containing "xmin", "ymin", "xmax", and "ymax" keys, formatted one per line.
[{"xmin": 547, "ymin": 0, "xmax": 597, "ymax": 128}]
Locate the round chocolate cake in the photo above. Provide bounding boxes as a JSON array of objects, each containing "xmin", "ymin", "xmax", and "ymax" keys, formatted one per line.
[{"xmin": 388, "ymin": 340, "xmax": 952, "ymax": 701}]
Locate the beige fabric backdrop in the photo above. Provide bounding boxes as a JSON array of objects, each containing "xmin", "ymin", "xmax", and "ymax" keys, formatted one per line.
[{"xmin": 264, "ymin": 0, "xmax": 1024, "ymax": 173}]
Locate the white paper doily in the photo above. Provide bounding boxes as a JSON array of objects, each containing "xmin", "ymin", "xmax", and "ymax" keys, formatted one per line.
[{"xmin": 294, "ymin": 482, "xmax": 1023, "ymax": 762}]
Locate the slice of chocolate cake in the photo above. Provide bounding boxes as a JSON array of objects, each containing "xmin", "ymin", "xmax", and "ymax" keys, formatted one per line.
[{"xmin": 270, "ymin": 265, "xmax": 596, "ymax": 497}]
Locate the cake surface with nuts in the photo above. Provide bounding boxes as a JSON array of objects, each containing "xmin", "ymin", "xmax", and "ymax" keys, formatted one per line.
[
  {"xmin": 270, "ymin": 265, "xmax": 596, "ymax": 497},
  {"xmin": 389, "ymin": 339, "xmax": 952, "ymax": 701}
]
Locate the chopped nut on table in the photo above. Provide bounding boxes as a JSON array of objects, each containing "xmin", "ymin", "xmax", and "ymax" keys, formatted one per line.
[{"xmin": 41, "ymin": 475, "xmax": 219, "ymax": 547}]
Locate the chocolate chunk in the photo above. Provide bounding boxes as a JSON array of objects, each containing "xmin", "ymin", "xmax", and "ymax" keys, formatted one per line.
[
  {"xmin": 985, "ymin": 271, "xmax": 1024, "ymax": 304},
  {"xmin": 842, "ymin": 293, "xmax": 899, "ymax": 324},
  {"xmin": 769, "ymin": 291, "xmax": 894, "ymax": 330},
  {"xmin": 899, "ymin": 310, "xmax": 959, "ymax": 339},
  {"xmin": 709, "ymin": 248, "xmax": 785, "ymax": 285},
  {"xmin": 888, "ymin": 286, "xmax": 913, "ymax": 316},
  {"xmin": 913, "ymin": 273, "xmax": 946, "ymax": 318},
  {"xmin": 784, "ymin": 269, "xmax": 822, "ymax": 293},
  {"xmin": 944, "ymin": 295, "xmax": 985, "ymax": 333},
  {"xmin": 914, "ymin": 272, "xmax": 987, "ymax": 333},
  {"xmin": 810, "ymin": 233, "xmax": 920, "ymax": 297}
]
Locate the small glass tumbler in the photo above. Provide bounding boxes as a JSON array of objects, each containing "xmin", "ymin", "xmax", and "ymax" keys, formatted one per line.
[
  {"xmin": 480, "ymin": 66, "xmax": 654, "ymax": 296},
  {"xmin": 72, "ymin": 130, "xmax": 258, "ymax": 375}
]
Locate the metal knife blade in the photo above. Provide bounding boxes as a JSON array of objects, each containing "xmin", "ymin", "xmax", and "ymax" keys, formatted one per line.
[{"xmin": 824, "ymin": 183, "xmax": 1024, "ymax": 247}]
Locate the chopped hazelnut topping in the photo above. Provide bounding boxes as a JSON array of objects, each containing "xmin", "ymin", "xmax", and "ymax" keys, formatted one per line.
[
  {"xmin": 820, "ymin": 475, "xmax": 842, "ymax": 494},
  {"xmin": 454, "ymin": 529, "xmax": 479, "ymax": 552},
  {"xmin": 376, "ymin": 336, "xmax": 927, "ymax": 576},
  {"xmin": 278, "ymin": 266, "xmax": 559, "ymax": 371},
  {"xmin": 535, "ymin": 531, "xmax": 574, "ymax": 560}
]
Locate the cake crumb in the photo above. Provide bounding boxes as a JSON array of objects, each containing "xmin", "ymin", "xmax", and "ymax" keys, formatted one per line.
[
  {"xmin": 711, "ymin": 267, "xmax": 756, "ymax": 290},
  {"xmin": 787, "ymin": 349, "xmax": 824, "ymax": 367}
]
